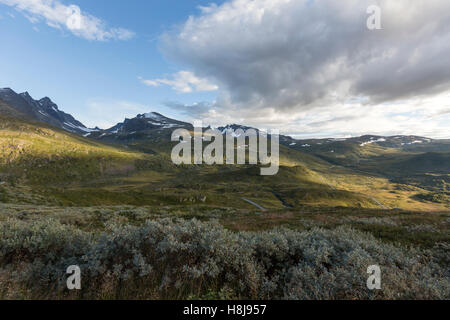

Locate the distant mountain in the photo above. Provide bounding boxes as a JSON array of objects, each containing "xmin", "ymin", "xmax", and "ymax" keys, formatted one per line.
[
  {"xmin": 217, "ymin": 124, "xmax": 257, "ymax": 133},
  {"xmin": 107, "ymin": 112, "xmax": 191, "ymax": 133},
  {"xmin": 284, "ymin": 134, "xmax": 450, "ymax": 154},
  {"xmin": 0, "ymin": 88, "xmax": 93, "ymax": 134},
  {"xmin": 87, "ymin": 112, "xmax": 192, "ymax": 145},
  {"xmin": 91, "ymin": 116, "xmax": 276, "ymax": 144}
]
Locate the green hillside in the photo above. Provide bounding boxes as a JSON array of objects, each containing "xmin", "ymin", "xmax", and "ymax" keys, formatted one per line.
[{"xmin": 391, "ymin": 152, "xmax": 450, "ymax": 174}]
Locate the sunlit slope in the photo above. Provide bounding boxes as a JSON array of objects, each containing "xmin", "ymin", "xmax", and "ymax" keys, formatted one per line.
[{"xmin": 0, "ymin": 114, "xmax": 145, "ymax": 185}]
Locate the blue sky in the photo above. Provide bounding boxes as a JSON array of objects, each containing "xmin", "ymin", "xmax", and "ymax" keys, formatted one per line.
[
  {"xmin": 0, "ymin": 0, "xmax": 449, "ymax": 138},
  {"xmin": 0, "ymin": 0, "xmax": 225, "ymax": 128}
]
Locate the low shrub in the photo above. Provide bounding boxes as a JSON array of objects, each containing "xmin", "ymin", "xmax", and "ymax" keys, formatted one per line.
[{"xmin": 0, "ymin": 218, "xmax": 448, "ymax": 300}]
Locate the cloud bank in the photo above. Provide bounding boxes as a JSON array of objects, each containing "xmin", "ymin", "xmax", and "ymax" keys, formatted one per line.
[
  {"xmin": 139, "ymin": 71, "xmax": 218, "ymax": 93},
  {"xmin": 160, "ymin": 0, "xmax": 450, "ymax": 138},
  {"xmin": 0, "ymin": 0, "xmax": 135, "ymax": 41}
]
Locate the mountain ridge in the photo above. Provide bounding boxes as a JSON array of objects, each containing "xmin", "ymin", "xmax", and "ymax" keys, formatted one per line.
[
  {"xmin": 0, "ymin": 88, "xmax": 92, "ymax": 135},
  {"xmin": 2, "ymin": 87, "xmax": 449, "ymax": 152}
]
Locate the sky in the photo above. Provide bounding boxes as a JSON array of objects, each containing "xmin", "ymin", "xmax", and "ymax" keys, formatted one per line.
[{"xmin": 0, "ymin": 0, "xmax": 449, "ymax": 138}]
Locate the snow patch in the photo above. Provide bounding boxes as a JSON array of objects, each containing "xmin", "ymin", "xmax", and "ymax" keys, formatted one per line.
[
  {"xmin": 162, "ymin": 124, "xmax": 180, "ymax": 129},
  {"xmin": 360, "ymin": 138, "xmax": 386, "ymax": 147},
  {"xmin": 64, "ymin": 122, "xmax": 98, "ymax": 133},
  {"xmin": 144, "ymin": 112, "xmax": 164, "ymax": 121},
  {"xmin": 403, "ymin": 140, "xmax": 426, "ymax": 145}
]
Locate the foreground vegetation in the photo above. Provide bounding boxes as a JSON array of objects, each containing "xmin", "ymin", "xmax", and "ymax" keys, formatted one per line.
[{"xmin": 0, "ymin": 204, "xmax": 448, "ymax": 300}]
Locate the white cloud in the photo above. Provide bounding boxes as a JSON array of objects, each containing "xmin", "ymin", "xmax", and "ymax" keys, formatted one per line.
[
  {"xmin": 139, "ymin": 71, "xmax": 218, "ymax": 93},
  {"xmin": 165, "ymin": 90, "xmax": 450, "ymax": 139},
  {"xmin": 161, "ymin": 0, "xmax": 450, "ymax": 138},
  {"xmin": 0, "ymin": 0, "xmax": 135, "ymax": 41}
]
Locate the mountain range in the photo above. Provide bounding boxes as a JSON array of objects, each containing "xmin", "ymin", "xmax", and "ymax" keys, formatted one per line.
[{"xmin": 2, "ymin": 87, "xmax": 448, "ymax": 153}]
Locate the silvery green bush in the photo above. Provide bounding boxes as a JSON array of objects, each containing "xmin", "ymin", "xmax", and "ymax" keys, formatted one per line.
[{"xmin": 0, "ymin": 218, "xmax": 448, "ymax": 299}]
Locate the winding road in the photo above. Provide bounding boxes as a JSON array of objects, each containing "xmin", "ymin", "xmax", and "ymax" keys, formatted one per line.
[{"xmin": 241, "ymin": 197, "xmax": 267, "ymax": 211}]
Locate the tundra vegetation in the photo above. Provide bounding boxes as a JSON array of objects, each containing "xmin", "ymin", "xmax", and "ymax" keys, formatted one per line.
[{"xmin": 0, "ymin": 204, "xmax": 448, "ymax": 300}]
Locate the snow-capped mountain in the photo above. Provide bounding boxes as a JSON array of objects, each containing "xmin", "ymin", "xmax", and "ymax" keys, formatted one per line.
[
  {"xmin": 354, "ymin": 135, "xmax": 434, "ymax": 148},
  {"xmin": 0, "ymin": 88, "xmax": 94, "ymax": 134},
  {"xmin": 282, "ymin": 134, "xmax": 450, "ymax": 155},
  {"xmin": 217, "ymin": 124, "xmax": 258, "ymax": 134},
  {"xmin": 85, "ymin": 112, "xmax": 192, "ymax": 142},
  {"xmin": 106, "ymin": 112, "xmax": 191, "ymax": 134},
  {"xmin": 280, "ymin": 134, "xmax": 438, "ymax": 148}
]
